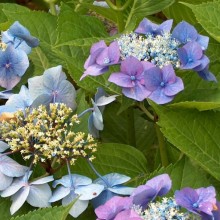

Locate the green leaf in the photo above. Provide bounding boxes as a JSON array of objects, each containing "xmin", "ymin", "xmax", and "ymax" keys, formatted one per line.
[
  {"xmin": 11, "ymin": 202, "xmax": 75, "ymax": 220},
  {"xmin": 183, "ymin": 1, "xmax": 220, "ymax": 43},
  {"xmin": 72, "ymin": 143, "xmax": 148, "ymax": 182},
  {"xmin": 151, "ymin": 102, "xmax": 220, "ymax": 181},
  {"xmin": 163, "ymin": 0, "xmax": 213, "ymax": 25},
  {"xmin": 125, "ymin": 0, "xmax": 175, "ymax": 28}
]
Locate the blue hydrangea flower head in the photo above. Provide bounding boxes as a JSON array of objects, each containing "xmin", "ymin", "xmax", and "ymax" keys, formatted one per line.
[
  {"xmin": 135, "ymin": 18, "xmax": 173, "ymax": 36},
  {"xmin": 81, "ymin": 41, "xmax": 120, "ymax": 80},
  {"xmin": 1, "ymin": 171, "xmax": 53, "ymax": 214},
  {"xmin": 95, "ymin": 196, "xmax": 133, "ymax": 220},
  {"xmin": 108, "ymin": 56, "xmax": 153, "ymax": 101},
  {"xmin": 0, "ymin": 90, "xmax": 13, "ymax": 99},
  {"xmin": 131, "ymin": 174, "xmax": 172, "ymax": 209},
  {"xmin": 144, "ymin": 64, "xmax": 184, "ymax": 104},
  {"xmin": 172, "ymin": 21, "xmax": 209, "ymax": 50},
  {"xmin": 0, "ymin": 153, "xmax": 28, "ymax": 191},
  {"xmin": 0, "ymin": 45, "xmax": 29, "ymax": 89},
  {"xmin": 92, "ymin": 173, "xmax": 134, "ymax": 208},
  {"xmin": 49, "ymin": 174, "xmax": 104, "ymax": 218},
  {"xmin": 3, "ymin": 21, "xmax": 39, "ymax": 48},
  {"xmin": 28, "ymin": 65, "xmax": 77, "ymax": 109},
  {"xmin": 88, "ymin": 87, "xmax": 117, "ymax": 138},
  {"xmin": 175, "ymin": 186, "xmax": 217, "ymax": 217}
]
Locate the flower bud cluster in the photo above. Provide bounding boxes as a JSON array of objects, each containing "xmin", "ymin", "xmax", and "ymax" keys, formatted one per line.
[
  {"xmin": 117, "ymin": 32, "xmax": 180, "ymax": 68},
  {"xmin": 133, "ymin": 198, "xmax": 200, "ymax": 220},
  {"xmin": 1, "ymin": 103, "xmax": 97, "ymax": 164}
]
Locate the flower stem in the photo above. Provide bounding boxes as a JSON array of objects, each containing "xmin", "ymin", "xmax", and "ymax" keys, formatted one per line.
[
  {"xmin": 155, "ymin": 123, "xmax": 169, "ymax": 167},
  {"xmin": 78, "ymin": 108, "xmax": 93, "ymax": 118},
  {"xmin": 66, "ymin": 159, "xmax": 74, "ymax": 189},
  {"xmin": 45, "ymin": 0, "xmax": 57, "ymax": 15},
  {"xmin": 126, "ymin": 107, "xmax": 136, "ymax": 147},
  {"xmin": 137, "ymin": 102, "xmax": 154, "ymax": 121},
  {"xmin": 86, "ymin": 158, "xmax": 110, "ymax": 187}
]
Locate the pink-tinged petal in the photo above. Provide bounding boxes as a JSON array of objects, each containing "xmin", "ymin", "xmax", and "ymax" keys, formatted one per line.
[
  {"xmin": 91, "ymin": 40, "xmax": 107, "ymax": 54},
  {"xmin": 0, "ymin": 171, "xmax": 13, "ymax": 191},
  {"xmin": 10, "ymin": 186, "xmax": 30, "ymax": 215},
  {"xmin": 199, "ymin": 202, "xmax": 214, "ymax": 216},
  {"xmin": 49, "ymin": 186, "xmax": 71, "ymax": 202},
  {"xmin": 161, "ymin": 65, "xmax": 176, "ymax": 83},
  {"xmin": 164, "ymin": 77, "xmax": 184, "ymax": 96},
  {"xmin": 95, "ymin": 196, "xmax": 133, "ymax": 220},
  {"xmin": 108, "ymin": 41, "xmax": 120, "ymax": 63},
  {"xmin": 122, "ymin": 83, "xmax": 151, "ymax": 101},
  {"xmin": 146, "ymin": 174, "xmax": 172, "ymax": 197},
  {"xmin": 196, "ymin": 186, "xmax": 216, "ymax": 205},
  {"xmin": 144, "ymin": 67, "xmax": 162, "ymax": 91},
  {"xmin": 27, "ymin": 184, "xmax": 52, "ymax": 207},
  {"xmin": 121, "ymin": 57, "xmax": 143, "ymax": 76},
  {"xmin": 108, "ymin": 72, "xmax": 134, "ymax": 88},
  {"xmin": 84, "ymin": 48, "xmax": 105, "ymax": 69},
  {"xmin": 141, "ymin": 61, "xmax": 155, "ymax": 71},
  {"xmin": 114, "ymin": 210, "xmax": 142, "ymax": 220},
  {"xmin": 80, "ymin": 65, "xmax": 108, "ymax": 80},
  {"xmin": 148, "ymin": 89, "xmax": 174, "ymax": 104},
  {"xmin": 69, "ymin": 200, "xmax": 89, "ymax": 218}
]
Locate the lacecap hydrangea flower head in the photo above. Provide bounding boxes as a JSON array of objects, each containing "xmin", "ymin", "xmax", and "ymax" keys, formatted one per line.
[
  {"xmin": 81, "ymin": 18, "xmax": 216, "ymax": 104},
  {"xmin": 95, "ymin": 174, "xmax": 220, "ymax": 220}
]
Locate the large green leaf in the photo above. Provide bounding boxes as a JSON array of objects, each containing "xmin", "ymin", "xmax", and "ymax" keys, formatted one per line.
[
  {"xmin": 163, "ymin": 0, "xmax": 213, "ymax": 25},
  {"xmin": 183, "ymin": 1, "xmax": 220, "ymax": 43},
  {"xmin": 125, "ymin": 0, "xmax": 175, "ymax": 28},
  {"xmin": 151, "ymin": 102, "xmax": 220, "ymax": 181},
  {"xmin": 72, "ymin": 143, "xmax": 148, "ymax": 182},
  {"xmin": 11, "ymin": 203, "xmax": 74, "ymax": 220}
]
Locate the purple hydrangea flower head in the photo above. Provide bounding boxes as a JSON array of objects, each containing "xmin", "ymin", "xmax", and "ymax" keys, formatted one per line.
[
  {"xmin": 108, "ymin": 56, "xmax": 153, "ymax": 101},
  {"xmin": 175, "ymin": 186, "xmax": 217, "ymax": 217},
  {"xmin": 131, "ymin": 174, "xmax": 172, "ymax": 209},
  {"xmin": 0, "ymin": 153, "xmax": 28, "ymax": 191},
  {"xmin": 88, "ymin": 88, "xmax": 117, "ymax": 138},
  {"xmin": 135, "ymin": 18, "xmax": 173, "ymax": 36},
  {"xmin": 177, "ymin": 41, "xmax": 209, "ymax": 70},
  {"xmin": 0, "ymin": 45, "xmax": 29, "ymax": 90},
  {"xmin": 28, "ymin": 65, "xmax": 76, "ymax": 109},
  {"xmin": 144, "ymin": 64, "xmax": 184, "ymax": 104},
  {"xmin": 92, "ymin": 173, "xmax": 134, "ymax": 208},
  {"xmin": 49, "ymin": 174, "xmax": 104, "ymax": 218},
  {"xmin": 81, "ymin": 40, "xmax": 120, "ymax": 80},
  {"xmin": 172, "ymin": 21, "xmax": 209, "ymax": 50},
  {"xmin": 95, "ymin": 196, "xmax": 133, "ymax": 220},
  {"xmin": 2, "ymin": 21, "xmax": 39, "ymax": 51},
  {"xmin": 1, "ymin": 171, "xmax": 53, "ymax": 214}
]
